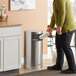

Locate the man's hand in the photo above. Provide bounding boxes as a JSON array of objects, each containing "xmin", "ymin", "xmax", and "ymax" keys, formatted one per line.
[
  {"xmin": 57, "ymin": 26, "xmax": 62, "ymax": 35},
  {"xmin": 46, "ymin": 27, "xmax": 53, "ymax": 36}
]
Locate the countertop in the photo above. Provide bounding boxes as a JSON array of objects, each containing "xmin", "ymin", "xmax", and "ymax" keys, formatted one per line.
[{"xmin": 0, "ymin": 22, "xmax": 22, "ymax": 28}]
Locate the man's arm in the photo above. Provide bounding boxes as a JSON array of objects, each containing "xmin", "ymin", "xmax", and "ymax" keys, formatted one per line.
[
  {"xmin": 47, "ymin": 12, "xmax": 55, "ymax": 36},
  {"xmin": 50, "ymin": 12, "xmax": 55, "ymax": 28}
]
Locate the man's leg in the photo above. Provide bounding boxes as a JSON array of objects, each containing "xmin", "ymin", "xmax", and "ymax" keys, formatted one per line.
[
  {"xmin": 60, "ymin": 31, "xmax": 76, "ymax": 73},
  {"xmin": 56, "ymin": 33, "xmax": 64, "ymax": 69},
  {"xmin": 47, "ymin": 33, "xmax": 64, "ymax": 70}
]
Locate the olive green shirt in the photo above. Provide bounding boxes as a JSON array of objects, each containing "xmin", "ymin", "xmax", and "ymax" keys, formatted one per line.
[{"xmin": 50, "ymin": 0, "xmax": 76, "ymax": 33}]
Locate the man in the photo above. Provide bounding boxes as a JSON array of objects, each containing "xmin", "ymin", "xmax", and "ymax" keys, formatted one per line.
[{"xmin": 47, "ymin": 0, "xmax": 76, "ymax": 74}]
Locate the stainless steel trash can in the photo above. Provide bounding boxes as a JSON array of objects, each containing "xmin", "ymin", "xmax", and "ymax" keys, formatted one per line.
[{"xmin": 24, "ymin": 30, "xmax": 43, "ymax": 70}]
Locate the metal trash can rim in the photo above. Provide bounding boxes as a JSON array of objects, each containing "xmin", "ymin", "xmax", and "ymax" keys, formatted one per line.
[{"xmin": 24, "ymin": 30, "xmax": 43, "ymax": 34}]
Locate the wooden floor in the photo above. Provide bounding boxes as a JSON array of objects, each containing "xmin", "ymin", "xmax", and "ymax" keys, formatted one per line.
[
  {"xmin": 19, "ymin": 58, "xmax": 69, "ymax": 75},
  {"xmin": 19, "ymin": 59, "xmax": 55, "ymax": 74},
  {"xmin": 19, "ymin": 59, "xmax": 68, "ymax": 75}
]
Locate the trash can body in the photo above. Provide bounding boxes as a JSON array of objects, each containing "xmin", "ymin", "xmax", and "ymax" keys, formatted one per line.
[{"xmin": 24, "ymin": 30, "xmax": 43, "ymax": 70}]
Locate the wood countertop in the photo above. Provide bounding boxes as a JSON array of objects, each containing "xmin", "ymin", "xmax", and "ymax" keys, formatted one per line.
[{"xmin": 0, "ymin": 22, "xmax": 22, "ymax": 28}]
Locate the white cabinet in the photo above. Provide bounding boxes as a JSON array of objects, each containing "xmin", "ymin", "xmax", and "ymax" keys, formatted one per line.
[
  {"xmin": 0, "ymin": 38, "xmax": 3, "ymax": 72},
  {"xmin": 0, "ymin": 26, "xmax": 22, "ymax": 72},
  {"xmin": 4, "ymin": 36, "xmax": 21, "ymax": 71}
]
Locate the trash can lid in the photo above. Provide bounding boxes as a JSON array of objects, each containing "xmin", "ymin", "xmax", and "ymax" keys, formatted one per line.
[{"xmin": 25, "ymin": 30, "xmax": 43, "ymax": 34}]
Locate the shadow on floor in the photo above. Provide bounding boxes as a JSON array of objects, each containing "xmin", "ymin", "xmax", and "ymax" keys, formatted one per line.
[
  {"xmin": 10, "ymin": 69, "xmax": 76, "ymax": 76},
  {"xmin": 0, "ymin": 69, "xmax": 19, "ymax": 76}
]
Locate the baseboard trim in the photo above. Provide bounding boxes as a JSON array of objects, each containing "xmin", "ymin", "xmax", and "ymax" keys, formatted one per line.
[
  {"xmin": 43, "ymin": 54, "xmax": 49, "ymax": 59},
  {"xmin": 21, "ymin": 58, "xmax": 24, "ymax": 64}
]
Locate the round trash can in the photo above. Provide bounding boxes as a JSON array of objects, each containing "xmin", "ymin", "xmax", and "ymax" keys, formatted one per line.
[{"xmin": 24, "ymin": 30, "xmax": 43, "ymax": 70}]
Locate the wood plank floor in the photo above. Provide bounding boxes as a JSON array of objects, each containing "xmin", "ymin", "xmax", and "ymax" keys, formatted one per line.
[
  {"xmin": 19, "ymin": 59, "xmax": 68, "ymax": 74},
  {"xmin": 19, "ymin": 59, "xmax": 54, "ymax": 74}
]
